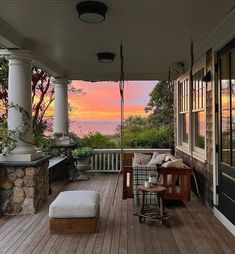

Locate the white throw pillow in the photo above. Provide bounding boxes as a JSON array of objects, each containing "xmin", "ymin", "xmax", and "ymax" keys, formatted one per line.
[
  {"xmin": 151, "ymin": 151, "xmax": 159, "ymax": 158},
  {"xmin": 132, "ymin": 153, "xmax": 151, "ymax": 166},
  {"xmin": 147, "ymin": 153, "xmax": 166, "ymax": 166},
  {"xmin": 158, "ymin": 159, "xmax": 183, "ymax": 185},
  {"xmin": 161, "ymin": 158, "xmax": 183, "ymax": 168},
  {"xmin": 164, "ymin": 154, "xmax": 172, "ymax": 162}
]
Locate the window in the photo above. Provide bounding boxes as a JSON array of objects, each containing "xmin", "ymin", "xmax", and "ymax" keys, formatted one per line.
[
  {"xmin": 192, "ymin": 68, "xmax": 205, "ymax": 150},
  {"xmin": 179, "ymin": 78, "xmax": 189, "ymax": 144},
  {"xmin": 220, "ymin": 49, "xmax": 235, "ymax": 166}
]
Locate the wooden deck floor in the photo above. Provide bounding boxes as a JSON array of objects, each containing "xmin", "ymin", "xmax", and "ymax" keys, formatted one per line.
[{"xmin": 0, "ymin": 174, "xmax": 235, "ymax": 254}]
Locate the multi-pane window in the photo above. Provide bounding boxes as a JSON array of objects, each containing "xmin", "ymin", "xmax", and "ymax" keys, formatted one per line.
[
  {"xmin": 178, "ymin": 69, "xmax": 206, "ymax": 151},
  {"xmin": 179, "ymin": 79, "xmax": 189, "ymax": 144},
  {"xmin": 220, "ymin": 49, "xmax": 235, "ymax": 166},
  {"xmin": 192, "ymin": 68, "xmax": 205, "ymax": 150}
]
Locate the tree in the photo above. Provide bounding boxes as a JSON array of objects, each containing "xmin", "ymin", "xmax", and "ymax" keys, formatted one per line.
[
  {"xmin": 116, "ymin": 115, "xmax": 148, "ymax": 134},
  {"xmin": 31, "ymin": 67, "xmax": 54, "ymax": 125},
  {"xmin": 145, "ymin": 80, "xmax": 174, "ymax": 128},
  {"xmin": 0, "ymin": 57, "xmax": 9, "ymax": 120}
]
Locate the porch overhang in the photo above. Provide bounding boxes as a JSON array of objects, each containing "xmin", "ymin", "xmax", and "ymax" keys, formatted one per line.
[{"xmin": 0, "ymin": 1, "xmax": 234, "ymax": 81}]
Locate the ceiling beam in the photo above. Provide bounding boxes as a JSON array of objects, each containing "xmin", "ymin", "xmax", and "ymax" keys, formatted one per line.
[{"xmin": 0, "ymin": 18, "xmax": 64, "ymax": 78}]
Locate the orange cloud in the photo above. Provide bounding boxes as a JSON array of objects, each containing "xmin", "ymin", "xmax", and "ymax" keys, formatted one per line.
[{"xmin": 68, "ymin": 80, "xmax": 156, "ymax": 121}]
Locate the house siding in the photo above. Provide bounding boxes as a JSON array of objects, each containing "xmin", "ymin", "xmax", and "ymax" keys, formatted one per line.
[{"xmin": 175, "ymin": 149, "xmax": 213, "ymax": 208}]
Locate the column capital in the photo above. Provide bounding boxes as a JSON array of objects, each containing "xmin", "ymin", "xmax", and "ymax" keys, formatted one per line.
[
  {"xmin": 51, "ymin": 77, "xmax": 71, "ymax": 86},
  {"xmin": 0, "ymin": 49, "xmax": 33, "ymax": 63}
]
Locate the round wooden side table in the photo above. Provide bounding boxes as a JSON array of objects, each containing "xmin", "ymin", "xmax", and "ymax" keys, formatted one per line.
[{"xmin": 135, "ymin": 185, "xmax": 169, "ymax": 223}]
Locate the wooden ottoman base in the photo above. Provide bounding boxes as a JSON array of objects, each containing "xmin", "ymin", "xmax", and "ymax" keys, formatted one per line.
[{"xmin": 50, "ymin": 209, "xmax": 99, "ymax": 234}]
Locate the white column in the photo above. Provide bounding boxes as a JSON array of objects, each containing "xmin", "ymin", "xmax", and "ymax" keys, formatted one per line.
[
  {"xmin": 0, "ymin": 50, "xmax": 42, "ymax": 161},
  {"xmin": 52, "ymin": 78, "xmax": 70, "ymax": 137}
]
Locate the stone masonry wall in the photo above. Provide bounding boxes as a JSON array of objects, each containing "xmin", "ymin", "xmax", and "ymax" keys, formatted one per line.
[{"xmin": 0, "ymin": 161, "xmax": 48, "ymax": 215}]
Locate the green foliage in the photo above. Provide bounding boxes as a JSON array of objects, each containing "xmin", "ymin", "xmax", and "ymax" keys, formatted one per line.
[
  {"xmin": 123, "ymin": 126, "xmax": 174, "ymax": 149},
  {"xmin": 118, "ymin": 115, "xmax": 148, "ymax": 134},
  {"xmin": 68, "ymin": 132, "xmax": 80, "ymax": 144},
  {"xmin": 33, "ymin": 120, "xmax": 48, "ymax": 138},
  {"xmin": 80, "ymin": 132, "xmax": 117, "ymax": 149},
  {"xmin": 0, "ymin": 103, "xmax": 31, "ymax": 155},
  {"xmin": 0, "ymin": 57, "xmax": 8, "ymax": 88},
  {"xmin": 149, "ymin": 171, "xmax": 157, "ymax": 177},
  {"xmin": 145, "ymin": 80, "xmax": 174, "ymax": 128},
  {"xmin": 72, "ymin": 147, "xmax": 94, "ymax": 159},
  {"xmin": 0, "ymin": 120, "xmax": 11, "ymax": 154},
  {"xmin": 118, "ymin": 81, "xmax": 175, "ymax": 149},
  {"xmin": 34, "ymin": 134, "xmax": 57, "ymax": 153}
]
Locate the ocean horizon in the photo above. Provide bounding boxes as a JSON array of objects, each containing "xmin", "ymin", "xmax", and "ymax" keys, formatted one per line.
[{"xmin": 69, "ymin": 120, "xmax": 120, "ymax": 137}]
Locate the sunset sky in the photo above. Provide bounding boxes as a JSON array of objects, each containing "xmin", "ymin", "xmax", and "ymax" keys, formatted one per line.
[{"xmin": 67, "ymin": 80, "xmax": 156, "ymax": 135}]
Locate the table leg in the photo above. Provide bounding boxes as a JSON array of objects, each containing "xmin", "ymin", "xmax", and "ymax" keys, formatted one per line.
[
  {"xmin": 141, "ymin": 191, "xmax": 145, "ymax": 212},
  {"xmin": 139, "ymin": 191, "xmax": 146, "ymax": 223},
  {"xmin": 48, "ymin": 169, "xmax": 52, "ymax": 195},
  {"xmin": 159, "ymin": 196, "xmax": 164, "ymax": 217}
]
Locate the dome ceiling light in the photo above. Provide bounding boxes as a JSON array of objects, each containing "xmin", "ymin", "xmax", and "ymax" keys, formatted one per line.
[
  {"xmin": 97, "ymin": 52, "xmax": 116, "ymax": 63},
  {"xmin": 76, "ymin": 1, "xmax": 108, "ymax": 24}
]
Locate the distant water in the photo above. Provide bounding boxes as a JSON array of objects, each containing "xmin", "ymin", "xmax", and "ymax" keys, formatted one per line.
[{"xmin": 69, "ymin": 120, "xmax": 120, "ymax": 137}]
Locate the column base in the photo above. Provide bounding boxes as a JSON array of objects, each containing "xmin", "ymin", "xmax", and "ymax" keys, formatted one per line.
[{"xmin": 0, "ymin": 151, "xmax": 43, "ymax": 162}]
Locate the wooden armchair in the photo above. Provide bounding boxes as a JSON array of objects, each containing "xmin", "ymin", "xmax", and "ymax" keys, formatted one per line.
[{"xmin": 122, "ymin": 153, "xmax": 192, "ymax": 201}]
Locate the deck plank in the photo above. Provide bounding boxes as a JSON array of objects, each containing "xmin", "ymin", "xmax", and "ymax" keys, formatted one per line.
[
  {"xmin": 92, "ymin": 175, "xmax": 115, "ymax": 254},
  {"xmin": 110, "ymin": 175, "xmax": 123, "ymax": 254},
  {"xmin": 83, "ymin": 175, "xmax": 107, "ymax": 254},
  {"xmin": 119, "ymin": 199, "xmax": 128, "ymax": 254},
  {"xmin": 0, "ymin": 174, "xmax": 234, "ymax": 254}
]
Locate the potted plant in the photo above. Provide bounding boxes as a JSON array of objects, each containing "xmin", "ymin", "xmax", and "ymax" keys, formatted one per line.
[
  {"xmin": 148, "ymin": 171, "xmax": 157, "ymax": 184},
  {"xmin": 72, "ymin": 147, "xmax": 94, "ymax": 180}
]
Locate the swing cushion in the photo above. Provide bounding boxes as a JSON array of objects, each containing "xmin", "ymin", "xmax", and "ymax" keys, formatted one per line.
[
  {"xmin": 146, "ymin": 153, "xmax": 167, "ymax": 166},
  {"xmin": 132, "ymin": 153, "xmax": 151, "ymax": 166}
]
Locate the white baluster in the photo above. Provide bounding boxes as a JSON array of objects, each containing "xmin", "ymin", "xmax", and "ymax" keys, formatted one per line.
[
  {"xmin": 107, "ymin": 153, "xmax": 110, "ymax": 171},
  {"xmin": 95, "ymin": 154, "xmax": 98, "ymax": 172},
  {"xmin": 103, "ymin": 153, "xmax": 106, "ymax": 171},
  {"xmin": 116, "ymin": 153, "xmax": 118, "ymax": 171},
  {"xmin": 99, "ymin": 153, "xmax": 102, "ymax": 171},
  {"xmin": 111, "ymin": 153, "xmax": 114, "ymax": 171}
]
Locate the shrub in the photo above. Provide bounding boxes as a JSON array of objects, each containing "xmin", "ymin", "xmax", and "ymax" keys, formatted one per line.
[
  {"xmin": 80, "ymin": 132, "xmax": 117, "ymax": 149},
  {"xmin": 68, "ymin": 132, "xmax": 80, "ymax": 144},
  {"xmin": 72, "ymin": 147, "xmax": 94, "ymax": 159},
  {"xmin": 34, "ymin": 134, "xmax": 57, "ymax": 153},
  {"xmin": 123, "ymin": 126, "xmax": 174, "ymax": 149}
]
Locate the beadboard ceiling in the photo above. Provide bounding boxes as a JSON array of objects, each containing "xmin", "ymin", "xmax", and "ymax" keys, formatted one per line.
[{"xmin": 0, "ymin": 0, "xmax": 234, "ymax": 80}]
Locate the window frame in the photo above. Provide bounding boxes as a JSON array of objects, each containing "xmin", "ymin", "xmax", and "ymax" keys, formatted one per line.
[
  {"xmin": 178, "ymin": 74, "xmax": 190, "ymax": 150},
  {"xmin": 192, "ymin": 65, "xmax": 206, "ymax": 156},
  {"xmin": 176, "ymin": 58, "xmax": 207, "ymax": 162}
]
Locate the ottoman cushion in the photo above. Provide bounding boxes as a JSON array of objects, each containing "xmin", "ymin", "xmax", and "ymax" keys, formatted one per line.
[{"xmin": 49, "ymin": 190, "xmax": 100, "ymax": 218}]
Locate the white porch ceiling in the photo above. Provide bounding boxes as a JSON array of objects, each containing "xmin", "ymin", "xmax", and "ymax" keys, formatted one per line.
[{"xmin": 0, "ymin": 0, "xmax": 234, "ymax": 80}]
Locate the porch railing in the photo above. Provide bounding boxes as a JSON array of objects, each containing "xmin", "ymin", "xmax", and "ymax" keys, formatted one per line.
[{"xmin": 89, "ymin": 148, "xmax": 172, "ymax": 173}]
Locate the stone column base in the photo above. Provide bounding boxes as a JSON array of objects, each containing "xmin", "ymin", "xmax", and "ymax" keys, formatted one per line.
[{"xmin": 0, "ymin": 156, "xmax": 49, "ymax": 215}]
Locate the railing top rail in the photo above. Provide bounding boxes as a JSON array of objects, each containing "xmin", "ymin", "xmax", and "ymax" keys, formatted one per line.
[{"xmin": 93, "ymin": 148, "xmax": 172, "ymax": 154}]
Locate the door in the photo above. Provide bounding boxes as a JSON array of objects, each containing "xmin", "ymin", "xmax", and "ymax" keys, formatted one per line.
[{"xmin": 217, "ymin": 38, "xmax": 235, "ymax": 225}]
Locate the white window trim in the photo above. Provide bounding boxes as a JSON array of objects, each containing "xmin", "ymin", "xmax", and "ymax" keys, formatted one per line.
[
  {"xmin": 176, "ymin": 56, "xmax": 207, "ymax": 163},
  {"xmin": 177, "ymin": 76, "xmax": 190, "ymax": 149}
]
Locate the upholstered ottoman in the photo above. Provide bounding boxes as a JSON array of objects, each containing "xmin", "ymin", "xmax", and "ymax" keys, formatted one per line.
[{"xmin": 49, "ymin": 190, "xmax": 100, "ymax": 234}]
